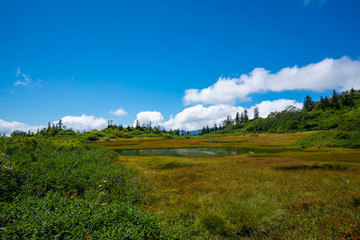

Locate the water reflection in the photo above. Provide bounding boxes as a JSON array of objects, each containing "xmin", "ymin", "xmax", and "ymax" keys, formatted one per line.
[{"xmin": 115, "ymin": 147, "xmax": 260, "ymax": 157}]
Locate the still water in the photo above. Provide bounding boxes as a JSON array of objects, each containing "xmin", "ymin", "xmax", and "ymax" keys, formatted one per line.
[{"xmin": 114, "ymin": 147, "xmax": 272, "ymax": 157}]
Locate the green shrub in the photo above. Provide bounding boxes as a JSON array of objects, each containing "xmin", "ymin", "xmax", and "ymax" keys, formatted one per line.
[
  {"xmin": 296, "ymin": 130, "xmax": 360, "ymax": 148},
  {"xmin": 0, "ymin": 137, "xmax": 175, "ymax": 239},
  {"xmin": 0, "ymin": 192, "xmax": 170, "ymax": 239},
  {"xmin": 86, "ymin": 134, "xmax": 100, "ymax": 141}
]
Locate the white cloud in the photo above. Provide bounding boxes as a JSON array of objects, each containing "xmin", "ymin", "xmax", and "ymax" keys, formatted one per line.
[
  {"xmin": 110, "ymin": 108, "xmax": 128, "ymax": 116},
  {"xmin": 163, "ymin": 104, "xmax": 244, "ymax": 130},
  {"xmin": 184, "ymin": 57, "xmax": 360, "ymax": 105},
  {"xmin": 0, "ymin": 119, "xmax": 45, "ymax": 136},
  {"xmin": 133, "ymin": 111, "xmax": 164, "ymax": 127},
  {"xmin": 0, "ymin": 114, "xmax": 108, "ymax": 136},
  {"xmin": 134, "ymin": 99, "xmax": 303, "ymax": 131},
  {"xmin": 248, "ymin": 99, "xmax": 303, "ymax": 119},
  {"xmin": 58, "ymin": 114, "xmax": 108, "ymax": 131}
]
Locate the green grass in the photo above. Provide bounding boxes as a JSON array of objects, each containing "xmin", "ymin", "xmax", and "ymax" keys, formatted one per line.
[
  {"xmin": 3, "ymin": 133, "xmax": 360, "ymax": 239},
  {"xmin": 158, "ymin": 160, "xmax": 200, "ymax": 170},
  {"xmin": 97, "ymin": 133, "xmax": 360, "ymax": 239},
  {"xmin": 273, "ymin": 163, "xmax": 349, "ymax": 171}
]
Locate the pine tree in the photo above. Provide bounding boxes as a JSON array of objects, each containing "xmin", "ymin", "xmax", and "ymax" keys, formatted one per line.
[
  {"xmin": 135, "ymin": 119, "xmax": 140, "ymax": 129},
  {"xmin": 235, "ymin": 112, "xmax": 240, "ymax": 123},
  {"xmin": 303, "ymin": 95, "xmax": 315, "ymax": 111},
  {"xmin": 58, "ymin": 119, "xmax": 63, "ymax": 130},
  {"xmin": 240, "ymin": 113, "xmax": 244, "ymax": 122},
  {"xmin": 331, "ymin": 89, "xmax": 340, "ymax": 109},
  {"xmin": 324, "ymin": 97, "xmax": 330, "ymax": 108},
  {"xmin": 319, "ymin": 96, "xmax": 325, "ymax": 109},
  {"xmin": 244, "ymin": 109, "xmax": 249, "ymax": 122},
  {"xmin": 253, "ymin": 107, "xmax": 259, "ymax": 119}
]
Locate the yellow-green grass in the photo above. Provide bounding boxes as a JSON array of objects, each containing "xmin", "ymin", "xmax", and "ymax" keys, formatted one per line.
[{"xmin": 93, "ymin": 133, "xmax": 360, "ymax": 239}]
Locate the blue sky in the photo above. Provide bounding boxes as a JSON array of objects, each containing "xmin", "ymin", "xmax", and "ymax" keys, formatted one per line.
[{"xmin": 1, "ymin": 0, "xmax": 360, "ymax": 134}]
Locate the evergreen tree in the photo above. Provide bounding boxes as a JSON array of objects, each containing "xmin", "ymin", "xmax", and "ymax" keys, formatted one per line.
[
  {"xmin": 58, "ymin": 119, "xmax": 63, "ymax": 130},
  {"xmin": 319, "ymin": 96, "xmax": 325, "ymax": 109},
  {"xmin": 253, "ymin": 107, "xmax": 259, "ymax": 119},
  {"xmin": 324, "ymin": 97, "xmax": 330, "ymax": 108},
  {"xmin": 135, "ymin": 119, "xmax": 140, "ymax": 129},
  {"xmin": 240, "ymin": 112, "xmax": 244, "ymax": 122},
  {"xmin": 244, "ymin": 109, "xmax": 249, "ymax": 122},
  {"xmin": 331, "ymin": 89, "xmax": 340, "ymax": 109},
  {"xmin": 235, "ymin": 112, "xmax": 240, "ymax": 123},
  {"xmin": 303, "ymin": 95, "xmax": 315, "ymax": 111},
  {"xmin": 350, "ymin": 87, "xmax": 356, "ymax": 95},
  {"xmin": 226, "ymin": 115, "xmax": 232, "ymax": 126}
]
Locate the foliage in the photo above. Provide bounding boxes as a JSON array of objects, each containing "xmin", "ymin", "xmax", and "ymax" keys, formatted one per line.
[
  {"xmin": 0, "ymin": 137, "xmax": 174, "ymax": 239},
  {"xmin": 0, "ymin": 193, "xmax": 169, "ymax": 239},
  {"xmin": 295, "ymin": 130, "xmax": 360, "ymax": 148},
  {"xmin": 209, "ymin": 88, "xmax": 360, "ymax": 148}
]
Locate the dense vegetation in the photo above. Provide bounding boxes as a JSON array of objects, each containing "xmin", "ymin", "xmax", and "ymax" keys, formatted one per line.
[
  {"xmin": 0, "ymin": 137, "xmax": 175, "ymax": 239},
  {"xmin": 208, "ymin": 88, "xmax": 360, "ymax": 148},
  {"xmin": 2, "ymin": 88, "xmax": 359, "ymax": 239},
  {"xmin": 9, "ymin": 118, "xmax": 187, "ymax": 141},
  {"xmin": 110, "ymin": 135, "xmax": 360, "ymax": 239}
]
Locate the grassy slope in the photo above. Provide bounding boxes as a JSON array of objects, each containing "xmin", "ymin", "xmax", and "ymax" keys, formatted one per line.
[
  {"xmin": 98, "ymin": 134, "xmax": 360, "ymax": 239},
  {"xmin": 211, "ymin": 93, "xmax": 360, "ymax": 148}
]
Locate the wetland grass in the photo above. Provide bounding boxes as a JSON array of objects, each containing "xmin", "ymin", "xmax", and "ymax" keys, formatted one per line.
[{"xmin": 94, "ymin": 133, "xmax": 360, "ymax": 239}]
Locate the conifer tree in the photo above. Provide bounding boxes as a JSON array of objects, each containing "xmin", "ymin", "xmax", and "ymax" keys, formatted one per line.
[
  {"xmin": 244, "ymin": 109, "xmax": 249, "ymax": 122},
  {"xmin": 135, "ymin": 119, "xmax": 140, "ymax": 129},
  {"xmin": 331, "ymin": 89, "xmax": 340, "ymax": 109},
  {"xmin": 303, "ymin": 95, "xmax": 315, "ymax": 111},
  {"xmin": 235, "ymin": 112, "xmax": 240, "ymax": 123},
  {"xmin": 253, "ymin": 107, "xmax": 259, "ymax": 119}
]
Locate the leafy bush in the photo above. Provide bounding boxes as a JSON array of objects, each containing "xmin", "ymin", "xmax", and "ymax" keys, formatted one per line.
[
  {"xmin": 296, "ymin": 130, "xmax": 360, "ymax": 148},
  {"xmin": 0, "ymin": 137, "xmax": 174, "ymax": 239},
  {"xmin": 86, "ymin": 134, "xmax": 100, "ymax": 141},
  {"xmin": 0, "ymin": 192, "xmax": 169, "ymax": 239}
]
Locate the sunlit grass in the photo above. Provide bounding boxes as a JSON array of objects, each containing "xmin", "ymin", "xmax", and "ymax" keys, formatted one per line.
[{"xmin": 94, "ymin": 132, "xmax": 360, "ymax": 239}]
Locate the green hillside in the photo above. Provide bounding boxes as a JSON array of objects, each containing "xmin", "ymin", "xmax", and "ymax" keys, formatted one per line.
[{"xmin": 209, "ymin": 89, "xmax": 360, "ymax": 148}]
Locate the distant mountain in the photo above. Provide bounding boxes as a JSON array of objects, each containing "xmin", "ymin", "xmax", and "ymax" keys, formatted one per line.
[{"xmin": 189, "ymin": 129, "xmax": 202, "ymax": 135}]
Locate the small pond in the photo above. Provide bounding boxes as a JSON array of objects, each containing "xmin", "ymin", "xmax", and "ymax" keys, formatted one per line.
[{"xmin": 114, "ymin": 147, "xmax": 286, "ymax": 157}]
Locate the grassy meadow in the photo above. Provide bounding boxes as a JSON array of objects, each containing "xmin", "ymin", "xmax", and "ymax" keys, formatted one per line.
[{"xmin": 96, "ymin": 133, "xmax": 360, "ymax": 239}]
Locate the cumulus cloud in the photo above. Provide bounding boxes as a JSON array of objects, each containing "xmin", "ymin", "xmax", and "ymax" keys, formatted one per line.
[
  {"xmin": 0, "ymin": 114, "xmax": 109, "ymax": 136},
  {"xmin": 133, "ymin": 111, "xmax": 164, "ymax": 127},
  {"xmin": 184, "ymin": 57, "xmax": 360, "ymax": 105},
  {"xmin": 248, "ymin": 99, "xmax": 303, "ymax": 119},
  {"xmin": 59, "ymin": 114, "xmax": 108, "ymax": 131},
  {"xmin": 133, "ymin": 99, "xmax": 302, "ymax": 131},
  {"xmin": 110, "ymin": 108, "xmax": 128, "ymax": 116},
  {"xmin": 163, "ymin": 104, "xmax": 244, "ymax": 130},
  {"xmin": 0, "ymin": 119, "xmax": 45, "ymax": 136}
]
